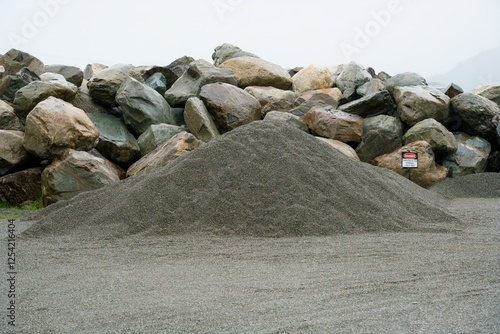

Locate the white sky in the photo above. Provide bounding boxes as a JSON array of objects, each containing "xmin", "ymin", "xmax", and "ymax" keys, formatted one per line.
[{"xmin": 1, "ymin": 0, "xmax": 499, "ymax": 78}]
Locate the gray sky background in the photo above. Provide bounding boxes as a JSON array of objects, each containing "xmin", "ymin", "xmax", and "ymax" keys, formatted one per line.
[{"xmin": 1, "ymin": 0, "xmax": 499, "ymax": 78}]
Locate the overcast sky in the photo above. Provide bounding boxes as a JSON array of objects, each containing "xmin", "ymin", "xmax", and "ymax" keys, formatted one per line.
[{"xmin": 1, "ymin": 0, "xmax": 499, "ymax": 78}]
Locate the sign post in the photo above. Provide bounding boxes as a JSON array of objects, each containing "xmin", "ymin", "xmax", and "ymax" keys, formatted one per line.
[{"xmin": 401, "ymin": 152, "xmax": 418, "ymax": 181}]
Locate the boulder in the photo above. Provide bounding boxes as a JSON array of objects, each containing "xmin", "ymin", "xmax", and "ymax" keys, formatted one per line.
[
  {"xmin": 385, "ymin": 72, "xmax": 427, "ymax": 96},
  {"xmin": 127, "ymin": 132, "xmax": 203, "ymax": 177},
  {"xmin": 263, "ymin": 111, "xmax": 309, "ymax": 133},
  {"xmin": 40, "ymin": 72, "xmax": 66, "ymax": 82},
  {"xmin": 137, "ymin": 123, "xmax": 186, "ymax": 156},
  {"xmin": 212, "ymin": 43, "xmax": 258, "ymax": 67},
  {"xmin": 290, "ymin": 93, "xmax": 340, "ymax": 117},
  {"xmin": 44, "ymin": 64, "xmax": 84, "ymax": 87},
  {"xmin": 393, "ymin": 85, "xmax": 450, "ymax": 126},
  {"xmin": 184, "ymin": 97, "xmax": 220, "ymax": 142},
  {"xmin": 443, "ymin": 83, "xmax": 463, "ymax": 98},
  {"xmin": 356, "ymin": 78, "xmax": 386, "ymax": 96},
  {"xmin": 355, "ymin": 115, "xmax": 403, "ymax": 163},
  {"xmin": 220, "ymin": 56, "xmax": 292, "ymax": 90},
  {"xmin": 471, "ymin": 84, "xmax": 500, "ymax": 105},
  {"xmin": 87, "ymin": 64, "xmax": 140, "ymax": 107},
  {"xmin": 199, "ymin": 82, "xmax": 261, "ymax": 132},
  {"xmin": 299, "ymin": 88, "xmax": 342, "ymax": 104},
  {"xmin": 0, "ymin": 130, "xmax": 28, "ymax": 176},
  {"xmin": 13, "ymin": 79, "xmax": 78, "ymax": 118},
  {"xmin": 87, "ymin": 113, "xmax": 140, "ymax": 165},
  {"xmin": 42, "ymin": 149, "xmax": 124, "ymax": 205},
  {"xmin": 0, "ymin": 167, "xmax": 42, "ymax": 206},
  {"xmin": 441, "ymin": 133, "xmax": 491, "ymax": 177},
  {"xmin": 139, "ymin": 56, "xmax": 195, "ymax": 89},
  {"xmin": 245, "ymin": 86, "xmax": 298, "ymax": 117},
  {"xmin": 0, "ymin": 69, "xmax": 40, "ymax": 103},
  {"xmin": 0, "ymin": 100, "xmax": 23, "ymax": 131},
  {"xmin": 292, "ymin": 65, "xmax": 334, "ymax": 94},
  {"xmin": 451, "ymin": 93, "xmax": 500, "ymax": 141},
  {"xmin": 338, "ymin": 90, "xmax": 396, "ymax": 118},
  {"xmin": 116, "ymin": 77, "xmax": 176, "ymax": 134},
  {"xmin": 373, "ymin": 141, "xmax": 447, "ymax": 188},
  {"xmin": 403, "ymin": 118, "xmax": 457, "ymax": 156},
  {"xmin": 336, "ymin": 62, "xmax": 372, "ymax": 95},
  {"xmin": 83, "ymin": 63, "xmax": 108, "ymax": 81},
  {"xmin": 23, "ymin": 97, "xmax": 99, "ymax": 159},
  {"xmin": 145, "ymin": 72, "xmax": 167, "ymax": 96},
  {"xmin": 164, "ymin": 59, "xmax": 238, "ymax": 107},
  {"xmin": 0, "ymin": 49, "xmax": 44, "ymax": 75},
  {"xmin": 71, "ymin": 85, "xmax": 110, "ymax": 114},
  {"xmin": 315, "ymin": 137, "xmax": 359, "ymax": 160},
  {"xmin": 303, "ymin": 105, "xmax": 363, "ymax": 143}
]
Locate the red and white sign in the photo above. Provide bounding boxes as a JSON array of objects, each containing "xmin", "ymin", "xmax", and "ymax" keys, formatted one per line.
[{"xmin": 401, "ymin": 152, "xmax": 418, "ymax": 168}]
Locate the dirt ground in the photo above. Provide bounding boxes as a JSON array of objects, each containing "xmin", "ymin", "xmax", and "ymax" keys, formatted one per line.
[{"xmin": 0, "ymin": 198, "xmax": 499, "ymax": 333}]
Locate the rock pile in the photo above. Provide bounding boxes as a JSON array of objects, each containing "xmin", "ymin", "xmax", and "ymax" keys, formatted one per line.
[{"xmin": 0, "ymin": 45, "xmax": 499, "ymax": 208}]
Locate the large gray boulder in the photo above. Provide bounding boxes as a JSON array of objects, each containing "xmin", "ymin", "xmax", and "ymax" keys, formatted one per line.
[
  {"xmin": 0, "ymin": 49, "xmax": 44, "ymax": 75},
  {"xmin": 212, "ymin": 43, "xmax": 258, "ymax": 67},
  {"xmin": 336, "ymin": 62, "xmax": 372, "ymax": 102},
  {"xmin": 23, "ymin": 97, "xmax": 99, "ymax": 159},
  {"xmin": 292, "ymin": 65, "xmax": 334, "ymax": 94},
  {"xmin": 116, "ymin": 77, "xmax": 176, "ymax": 134},
  {"xmin": 355, "ymin": 115, "xmax": 403, "ymax": 163},
  {"xmin": 450, "ymin": 93, "xmax": 500, "ymax": 141},
  {"xmin": 471, "ymin": 84, "xmax": 500, "ymax": 105},
  {"xmin": 127, "ymin": 132, "xmax": 203, "ymax": 177},
  {"xmin": 263, "ymin": 111, "xmax": 309, "ymax": 133},
  {"xmin": 385, "ymin": 72, "xmax": 427, "ymax": 96},
  {"xmin": 199, "ymin": 82, "xmax": 261, "ymax": 132},
  {"xmin": 184, "ymin": 97, "xmax": 220, "ymax": 142},
  {"xmin": 303, "ymin": 105, "xmax": 363, "ymax": 143},
  {"xmin": 441, "ymin": 132, "xmax": 491, "ymax": 177},
  {"xmin": 403, "ymin": 118, "xmax": 457, "ymax": 156},
  {"xmin": 13, "ymin": 79, "xmax": 78, "ymax": 118},
  {"xmin": 164, "ymin": 59, "xmax": 238, "ymax": 107},
  {"xmin": 87, "ymin": 113, "xmax": 140, "ymax": 165},
  {"xmin": 87, "ymin": 64, "xmax": 141, "ymax": 107},
  {"xmin": 0, "ymin": 130, "xmax": 28, "ymax": 176},
  {"xmin": 137, "ymin": 123, "xmax": 186, "ymax": 156},
  {"xmin": 42, "ymin": 149, "xmax": 124, "ymax": 205},
  {"xmin": 220, "ymin": 56, "xmax": 292, "ymax": 90},
  {"xmin": 393, "ymin": 85, "xmax": 450, "ymax": 126},
  {"xmin": 44, "ymin": 64, "xmax": 84, "ymax": 87},
  {"xmin": 338, "ymin": 90, "xmax": 396, "ymax": 118},
  {"xmin": 0, "ymin": 100, "xmax": 23, "ymax": 131},
  {"xmin": 0, "ymin": 167, "xmax": 42, "ymax": 206}
]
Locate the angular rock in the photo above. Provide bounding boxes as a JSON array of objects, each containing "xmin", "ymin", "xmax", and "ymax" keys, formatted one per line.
[
  {"xmin": 87, "ymin": 64, "xmax": 140, "ymax": 108},
  {"xmin": 443, "ymin": 83, "xmax": 463, "ymax": 98},
  {"xmin": 127, "ymin": 132, "xmax": 203, "ymax": 177},
  {"xmin": 116, "ymin": 77, "xmax": 176, "ymax": 134},
  {"xmin": 441, "ymin": 133, "xmax": 491, "ymax": 177},
  {"xmin": 42, "ymin": 149, "xmax": 124, "ymax": 205},
  {"xmin": 145, "ymin": 72, "xmax": 167, "ymax": 96},
  {"xmin": 87, "ymin": 113, "xmax": 140, "ymax": 165},
  {"xmin": 356, "ymin": 78, "xmax": 386, "ymax": 96},
  {"xmin": 0, "ymin": 167, "xmax": 42, "ymax": 206},
  {"xmin": 220, "ymin": 56, "xmax": 292, "ymax": 90},
  {"xmin": 184, "ymin": 97, "xmax": 220, "ymax": 142},
  {"xmin": 83, "ymin": 63, "xmax": 108, "ymax": 80},
  {"xmin": 338, "ymin": 90, "xmax": 396, "ymax": 118},
  {"xmin": 0, "ymin": 130, "xmax": 28, "ymax": 176},
  {"xmin": 0, "ymin": 69, "xmax": 40, "ymax": 103},
  {"xmin": 71, "ymin": 85, "xmax": 110, "ymax": 114},
  {"xmin": 403, "ymin": 118, "xmax": 457, "ymax": 156},
  {"xmin": 164, "ymin": 59, "xmax": 238, "ymax": 107},
  {"xmin": 44, "ymin": 64, "xmax": 84, "ymax": 87},
  {"xmin": 374, "ymin": 141, "xmax": 447, "ymax": 188},
  {"xmin": 471, "ymin": 84, "xmax": 500, "ymax": 105},
  {"xmin": 393, "ymin": 85, "xmax": 450, "ymax": 126},
  {"xmin": 139, "ymin": 56, "xmax": 194, "ymax": 90},
  {"xmin": 290, "ymin": 93, "xmax": 340, "ymax": 117},
  {"xmin": 0, "ymin": 100, "xmax": 23, "ymax": 131},
  {"xmin": 450, "ymin": 93, "xmax": 500, "ymax": 140},
  {"xmin": 292, "ymin": 65, "xmax": 334, "ymax": 94},
  {"xmin": 23, "ymin": 97, "xmax": 99, "ymax": 159},
  {"xmin": 263, "ymin": 111, "xmax": 309, "ymax": 133},
  {"xmin": 0, "ymin": 49, "xmax": 44, "ymax": 75},
  {"xmin": 315, "ymin": 137, "xmax": 359, "ymax": 160},
  {"xmin": 355, "ymin": 115, "xmax": 403, "ymax": 163},
  {"xmin": 385, "ymin": 72, "xmax": 427, "ymax": 96},
  {"xmin": 13, "ymin": 79, "xmax": 78, "ymax": 118},
  {"xmin": 212, "ymin": 43, "xmax": 258, "ymax": 67},
  {"xmin": 303, "ymin": 105, "xmax": 363, "ymax": 143},
  {"xmin": 377, "ymin": 71, "xmax": 392, "ymax": 82},
  {"xmin": 137, "ymin": 123, "xmax": 186, "ymax": 156},
  {"xmin": 336, "ymin": 62, "xmax": 372, "ymax": 94},
  {"xmin": 199, "ymin": 82, "xmax": 261, "ymax": 132}
]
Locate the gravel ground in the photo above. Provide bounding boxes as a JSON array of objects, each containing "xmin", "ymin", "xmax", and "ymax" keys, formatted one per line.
[{"xmin": 0, "ymin": 198, "xmax": 498, "ymax": 333}]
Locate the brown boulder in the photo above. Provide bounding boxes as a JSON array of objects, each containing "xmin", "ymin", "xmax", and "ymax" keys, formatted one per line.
[
  {"xmin": 303, "ymin": 105, "xmax": 363, "ymax": 143},
  {"xmin": 0, "ymin": 130, "xmax": 28, "ymax": 176}
]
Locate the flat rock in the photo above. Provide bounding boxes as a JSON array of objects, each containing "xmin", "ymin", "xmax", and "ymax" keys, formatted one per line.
[
  {"xmin": 403, "ymin": 118, "xmax": 457, "ymax": 156},
  {"xmin": 0, "ymin": 130, "xmax": 28, "ymax": 176},
  {"xmin": 292, "ymin": 65, "xmax": 334, "ymax": 94},
  {"xmin": 212, "ymin": 43, "xmax": 258, "ymax": 67},
  {"xmin": 303, "ymin": 105, "xmax": 363, "ymax": 143},
  {"xmin": 441, "ymin": 132, "xmax": 491, "ymax": 177},
  {"xmin": 199, "ymin": 82, "xmax": 261, "ymax": 132},
  {"xmin": 338, "ymin": 90, "xmax": 396, "ymax": 117},
  {"xmin": 220, "ymin": 56, "xmax": 292, "ymax": 90},
  {"xmin": 44, "ymin": 64, "xmax": 84, "ymax": 87},
  {"xmin": 184, "ymin": 97, "xmax": 220, "ymax": 142},
  {"xmin": 137, "ymin": 123, "xmax": 186, "ymax": 156},
  {"xmin": 23, "ymin": 97, "xmax": 99, "ymax": 159},
  {"xmin": 0, "ymin": 100, "xmax": 23, "ymax": 131},
  {"xmin": 0, "ymin": 167, "xmax": 42, "ymax": 206}
]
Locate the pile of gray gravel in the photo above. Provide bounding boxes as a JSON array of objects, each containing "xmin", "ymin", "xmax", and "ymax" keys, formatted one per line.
[
  {"xmin": 23, "ymin": 121, "xmax": 460, "ymax": 238},
  {"xmin": 430, "ymin": 173, "xmax": 500, "ymax": 199}
]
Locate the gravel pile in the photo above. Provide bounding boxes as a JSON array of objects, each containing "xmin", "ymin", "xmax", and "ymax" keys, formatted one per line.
[
  {"xmin": 430, "ymin": 173, "xmax": 500, "ymax": 199},
  {"xmin": 23, "ymin": 121, "xmax": 460, "ymax": 238}
]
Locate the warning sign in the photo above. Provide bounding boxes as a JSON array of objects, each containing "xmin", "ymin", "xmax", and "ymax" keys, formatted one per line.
[{"xmin": 401, "ymin": 152, "xmax": 418, "ymax": 168}]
